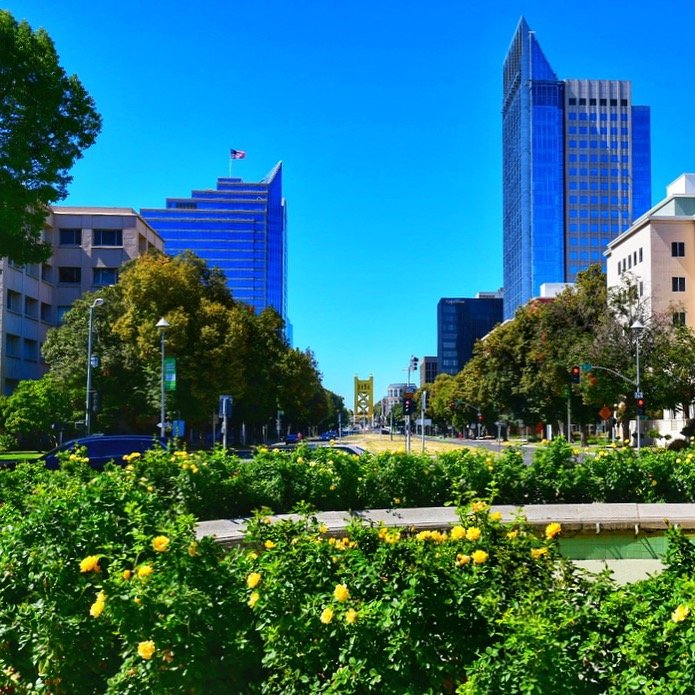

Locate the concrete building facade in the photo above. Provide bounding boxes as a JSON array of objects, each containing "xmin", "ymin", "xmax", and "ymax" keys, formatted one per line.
[{"xmin": 0, "ymin": 208, "xmax": 162, "ymax": 394}]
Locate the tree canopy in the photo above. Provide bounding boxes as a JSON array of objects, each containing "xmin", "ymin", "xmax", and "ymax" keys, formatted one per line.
[{"xmin": 0, "ymin": 10, "xmax": 101, "ymax": 263}]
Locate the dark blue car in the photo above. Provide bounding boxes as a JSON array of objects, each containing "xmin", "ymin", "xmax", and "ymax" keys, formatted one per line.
[{"xmin": 42, "ymin": 435, "xmax": 167, "ymax": 470}]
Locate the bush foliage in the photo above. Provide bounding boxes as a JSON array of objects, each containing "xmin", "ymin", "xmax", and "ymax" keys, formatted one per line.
[{"xmin": 1, "ymin": 440, "xmax": 695, "ymax": 691}]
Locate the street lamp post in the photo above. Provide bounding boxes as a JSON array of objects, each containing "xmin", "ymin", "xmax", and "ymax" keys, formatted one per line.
[
  {"xmin": 85, "ymin": 298, "xmax": 104, "ymax": 434},
  {"xmin": 631, "ymin": 319, "xmax": 645, "ymax": 451},
  {"xmin": 405, "ymin": 356, "xmax": 418, "ymax": 454},
  {"xmin": 156, "ymin": 318, "xmax": 170, "ymax": 438}
]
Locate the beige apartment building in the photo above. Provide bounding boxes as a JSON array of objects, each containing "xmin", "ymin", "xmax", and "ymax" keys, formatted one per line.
[
  {"xmin": 0, "ymin": 207, "xmax": 162, "ymax": 395},
  {"xmin": 605, "ymin": 174, "xmax": 695, "ymax": 327}
]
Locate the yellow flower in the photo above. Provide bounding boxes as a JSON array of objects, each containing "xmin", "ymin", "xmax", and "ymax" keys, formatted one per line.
[
  {"xmin": 188, "ymin": 542, "xmax": 199, "ymax": 557},
  {"xmin": 506, "ymin": 530, "xmax": 519, "ymax": 540},
  {"xmin": 122, "ymin": 569, "xmax": 132, "ymax": 580},
  {"xmin": 490, "ymin": 511, "xmax": 502, "ymax": 522},
  {"xmin": 319, "ymin": 524, "xmax": 328, "ymax": 534},
  {"xmin": 531, "ymin": 547, "xmax": 549, "ymax": 559},
  {"xmin": 672, "ymin": 604, "xmax": 690, "ymax": 623},
  {"xmin": 466, "ymin": 527, "xmax": 482, "ymax": 542},
  {"xmin": 79, "ymin": 555, "xmax": 101, "ymax": 573},
  {"xmin": 89, "ymin": 591, "xmax": 106, "ymax": 618},
  {"xmin": 450, "ymin": 525, "xmax": 466, "ymax": 541},
  {"xmin": 384, "ymin": 531, "xmax": 401, "ymax": 544},
  {"xmin": 264, "ymin": 540, "xmax": 277, "ymax": 550},
  {"xmin": 345, "ymin": 608, "xmax": 358, "ymax": 624},
  {"xmin": 152, "ymin": 535, "xmax": 170, "ymax": 552},
  {"xmin": 471, "ymin": 501, "xmax": 488, "ymax": 513},
  {"xmin": 455, "ymin": 553, "xmax": 471, "ymax": 567},
  {"xmin": 393, "ymin": 497, "xmax": 401, "ymax": 505},
  {"xmin": 333, "ymin": 584, "xmax": 350, "ymax": 602},
  {"xmin": 247, "ymin": 572, "xmax": 262, "ymax": 589},
  {"xmin": 320, "ymin": 607, "xmax": 334, "ymax": 624},
  {"xmin": 137, "ymin": 640, "xmax": 156, "ymax": 660},
  {"xmin": 545, "ymin": 522, "xmax": 562, "ymax": 540},
  {"xmin": 137, "ymin": 564, "xmax": 153, "ymax": 578},
  {"xmin": 471, "ymin": 550, "xmax": 488, "ymax": 564},
  {"xmin": 248, "ymin": 591, "xmax": 260, "ymax": 608}
]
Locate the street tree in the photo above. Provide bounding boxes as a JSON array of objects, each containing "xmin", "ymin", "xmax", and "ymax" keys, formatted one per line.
[{"xmin": 0, "ymin": 11, "xmax": 101, "ymax": 263}]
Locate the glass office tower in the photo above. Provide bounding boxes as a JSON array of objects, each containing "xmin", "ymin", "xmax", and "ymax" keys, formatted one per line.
[
  {"xmin": 502, "ymin": 18, "xmax": 651, "ymax": 319},
  {"xmin": 437, "ymin": 295, "xmax": 503, "ymax": 375},
  {"xmin": 141, "ymin": 162, "xmax": 287, "ymax": 322}
]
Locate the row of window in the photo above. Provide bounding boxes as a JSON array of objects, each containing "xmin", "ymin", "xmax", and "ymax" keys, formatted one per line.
[
  {"xmin": 569, "ymin": 181, "xmax": 629, "ymax": 191},
  {"xmin": 568, "ymin": 154, "xmax": 629, "ymax": 164},
  {"xmin": 568, "ymin": 126, "xmax": 629, "ymax": 136},
  {"xmin": 567, "ymin": 140, "xmax": 628, "ymax": 150},
  {"xmin": 567, "ymin": 167, "xmax": 631, "ymax": 178},
  {"xmin": 5, "ymin": 334, "xmax": 39, "ymax": 362},
  {"xmin": 57, "ymin": 267, "xmax": 119, "ymax": 285},
  {"xmin": 569, "ymin": 195, "xmax": 629, "ymax": 205},
  {"xmin": 568, "ymin": 97, "xmax": 629, "ymax": 107},
  {"xmin": 7, "ymin": 290, "xmax": 53, "ymax": 322},
  {"xmin": 568, "ymin": 113, "xmax": 629, "ymax": 122},
  {"xmin": 617, "ymin": 248, "xmax": 644, "ymax": 274},
  {"xmin": 59, "ymin": 228, "xmax": 123, "ymax": 247}
]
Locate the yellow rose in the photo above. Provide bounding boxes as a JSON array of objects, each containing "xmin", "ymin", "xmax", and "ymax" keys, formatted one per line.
[
  {"xmin": 490, "ymin": 511, "xmax": 502, "ymax": 522},
  {"xmin": 188, "ymin": 542, "xmax": 199, "ymax": 557},
  {"xmin": 531, "ymin": 547, "xmax": 549, "ymax": 559},
  {"xmin": 450, "ymin": 525, "xmax": 466, "ymax": 541},
  {"xmin": 264, "ymin": 540, "xmax": 277, "ymax": 550},
  {"xmin": 137, "ymin": 564, "xmax": 153, "ymax": 578},
  {"xmin": 137, "ymin": 640, "xmax": 156, "ymax": 660},
  {"xmin": 672, "ymin": 604, "xmax": 690, "ymax": 623},
  {"xmin": 89, "ymin": 591, "xmax": 106, "ymax": 618},
  {"xmin": 247, "ymin": 572, "xmax": 262, "ymax": 589},
  {"xmin": 122, "ymin": 569, "xmax": 132, "ymax": 580},
  {"xmin": 333, "ymin": 584, "xmax": 350, "ymax": 602},
  {"xmin": 545, "ymin": 522, "xmax": 562, "ymax": 540},
  {"xmin": 248, "ymin": 591, "xmax": 260, "ymax": 608},
  {"xmin": 465, "ymin": 527, "xmax": 482, "ymax": 542},
  {"xmin": 79, "ymin": 555, "xmax": 101, "ymax": 573},
  {"xmin": 320, "ymin": 607, "xmax": 334, "ymax": 624},
  {"xmin": 152, "ymin": 535, "xmax": 170, "ymax": 552},
  {"xmin": 456, "ymin": 553, "xmax": 471, "ymax": 567},
  {"xmin": 345, "ymin": 608, "xmax": 358, "ymax": 624},
  {"xmin": 471, "ymin": 550, "xmax": 488, "ymax": 564},
  {"xmin": 506, "ymin": 530, "xmax": 519, "ymax": 540}
]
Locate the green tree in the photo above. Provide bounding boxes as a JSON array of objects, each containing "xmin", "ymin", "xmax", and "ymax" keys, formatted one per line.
[
  {"xmin": 0, "ymin": 11, "xmax": 101, "ymax": 263},
  {"xmin": 0, "ymin": 373, "xmax": 73, "ymax": 448}
]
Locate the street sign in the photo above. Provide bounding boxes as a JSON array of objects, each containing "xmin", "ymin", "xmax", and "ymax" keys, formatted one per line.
[
  {"xmin": 599, "ymin": 405, "xmax": 612, "ymax": 421},
  {"xmin": 634, "ymin": 390, "xmax": 643, "ymax": 399},
  {"xmin": 219, "ymin": 395, "xmax": 233, "ymax": 418}
]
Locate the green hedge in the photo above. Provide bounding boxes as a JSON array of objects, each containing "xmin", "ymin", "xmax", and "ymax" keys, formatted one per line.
[{"xmin": 0, "ymin": 442, "xmax": 695, "ymax": 691}]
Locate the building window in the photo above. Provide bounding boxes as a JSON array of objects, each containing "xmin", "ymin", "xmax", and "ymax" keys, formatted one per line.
[
  {"xmin": 673, "ymin": 277, "xmax": 686, "ymax": 292},
  {"xmin": 24, "ymin": 296, "xmax": 38, "ymax": 319},
  {"xmin": 639, "ymin": 248, "xmax": 643, "ymax": 263},
  {"xmin": 93, "ymin": 267, "xmax": 118, "ymax": 286},
  {"xmin": 40, "ymin": 302, "xmax": 51, "ymax": 323},
  {"xmin": 59, "ymin": 228, "xmax": 82, "ymax": 246},
  {"xmin": 672, "ymin": 241, "xmax": 685, "ymax": 257},
  {"xmin": 23, "ymin": 339, "xmax": 38, "ymax": 362},
  {"xmin": 41, "ymin": 263, "xmax": 52, "ymax": 282},
  {"xmin": 674, "ymin": 312, "xmax": 687, "ymax": 326},
  {"xmin": 6, "ymin": 290, "xmax": 21, "ymax": 313},
  {"xmin": 58, "ymin": 267, "xmax": 81, "ymax": 284},
  {"xmin": 5, "ymin": 334, "xmax": 20, "ymax": 358},
  {"xmin": 56, "ymin": 306, "xmax": 71, "ymax": 323},
  {"xmin": 93, "ymin": 229, "xmax": 123, "ymax": 246}
]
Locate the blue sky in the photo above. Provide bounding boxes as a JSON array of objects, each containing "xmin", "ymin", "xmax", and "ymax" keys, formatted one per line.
[{"xmin": 11, "ymin": 0, "xmax": 695, "ymax": 407}]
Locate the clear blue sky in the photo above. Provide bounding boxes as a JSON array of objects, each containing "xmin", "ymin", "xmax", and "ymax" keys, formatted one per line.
[{"xmin": 11, "ymin": 0, "xmax": 695, "ymax": 407}]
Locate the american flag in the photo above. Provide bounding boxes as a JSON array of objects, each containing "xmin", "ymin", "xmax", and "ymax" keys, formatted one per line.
[{"xmin": 230, "ymin": 148, "xmax": 246, "ymax": 160}]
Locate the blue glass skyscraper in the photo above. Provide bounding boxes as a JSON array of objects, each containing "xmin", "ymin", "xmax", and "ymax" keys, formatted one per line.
[
  {"xmin": 502, "ymin": 18, "xmax": 651, "ymax": 319},
  {"xmin": 141, "ymin": 162, "xmax": 287, "ymax": 323}
]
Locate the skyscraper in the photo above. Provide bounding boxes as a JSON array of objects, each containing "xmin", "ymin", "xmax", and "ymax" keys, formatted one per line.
[
  {"xmin": 502, "ymin": 17, "xmax": 651, "ymax": 319},
  {"xmin": 437, "ymin": 294, "xmax": 503, "ymax": 376},
  {"xmin": 141, "ymin": 162, "xmax": 287, "ymax": 323}
]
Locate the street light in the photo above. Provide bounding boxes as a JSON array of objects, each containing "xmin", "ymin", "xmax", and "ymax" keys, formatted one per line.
[
  {"xmin": 156, "ymin": 317, "xmax": 170, "ymax": 438},
  {"xmin": 85, "ymin": 297, "xmax": 104, "ymax": 434},
  {"xmin": 631, "ymin": 319, "xmax": 645, "ymax": 451}
]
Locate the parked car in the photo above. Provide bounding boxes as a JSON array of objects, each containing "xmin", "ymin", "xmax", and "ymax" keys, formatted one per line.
[
  {"xmin": 318, "ymin": 443, "xmax": 366, "ymax": 456},
  {"xmin": 42, "ymin": 435, "xmax": 167, "ymax": 470}
]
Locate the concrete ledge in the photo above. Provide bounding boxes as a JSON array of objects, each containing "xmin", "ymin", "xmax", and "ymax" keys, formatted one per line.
[{"xmin": 195, "ymin": 503, "xmax": 695, "ymax": 548}]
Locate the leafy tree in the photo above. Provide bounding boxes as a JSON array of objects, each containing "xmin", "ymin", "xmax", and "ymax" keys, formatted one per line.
[
  {"xmin": 0, "ymin": 11, "xmax": 101, "ymax": 263},
  {"xmin": 0, "ymin": 373, "xmax": 73, "ymax": 448}
]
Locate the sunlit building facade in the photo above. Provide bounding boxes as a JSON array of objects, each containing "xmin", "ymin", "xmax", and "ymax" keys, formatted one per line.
[
  {"xmin": 140, "ymin": 162, "xmax": 287, "ymax": 324},
  {"xmin": 502, "ymin": 17, "xmax": 652, "ymax": 319}
]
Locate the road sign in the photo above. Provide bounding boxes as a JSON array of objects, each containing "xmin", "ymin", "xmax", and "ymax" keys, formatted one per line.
[
  {"xmin": 634, "ymin": 390, "xmax": 643, "ymax": 399},
  {"xmin": 599, "ymin": 405, "xmax": 612, "ymax": 421}
]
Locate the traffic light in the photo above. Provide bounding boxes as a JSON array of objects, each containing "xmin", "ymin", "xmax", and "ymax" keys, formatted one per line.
[
  {"xmin": 477, "ymin": 412, "xmax": 483, "ymax": 423},
  {"xmin": 403, "ymin": 395, "xmax": 414, "ymax": 416},
  {"xmin": 570, "ymin": 366, "xmax": 581, "ymax": 384},
  {"xmin": 636, "ymin": 397, "xmax": 645, "ymax": 416}
]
